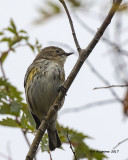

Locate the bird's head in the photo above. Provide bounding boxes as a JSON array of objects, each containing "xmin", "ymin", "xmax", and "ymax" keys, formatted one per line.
[{"xmin": 34, "ymin": 46, "xmax": 73, "ymax": 65}]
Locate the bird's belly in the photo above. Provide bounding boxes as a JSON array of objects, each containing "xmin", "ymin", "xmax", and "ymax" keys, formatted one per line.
[{"xmin": 29, "ymin": 72, "xmax": 62, "ymax": 120}]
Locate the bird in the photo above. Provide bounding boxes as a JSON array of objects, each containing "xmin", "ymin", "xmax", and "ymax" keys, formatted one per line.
[{"xmin": 24, "ymin": 46, "xmax": 73, "ymax": 151}]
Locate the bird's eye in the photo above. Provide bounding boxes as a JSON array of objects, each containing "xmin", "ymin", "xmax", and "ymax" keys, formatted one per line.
[{"xmin": 56, "ymin": 49, "xmax": 60, "ymax": 54}]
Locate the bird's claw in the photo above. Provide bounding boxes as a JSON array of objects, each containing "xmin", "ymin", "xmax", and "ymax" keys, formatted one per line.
[{"xmin": 58, "ymin": 85, "xmax": 67, "ymax": 95}]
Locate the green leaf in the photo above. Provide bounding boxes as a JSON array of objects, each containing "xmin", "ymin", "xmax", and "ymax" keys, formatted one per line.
[
  {"xmin": 57, "ymin": 124, "xmax": 91, "ymax": 143},
  {"xmin": 20, "ymin": 104, "xmax": 36, "ymax": 131},
  {"xmin": 21, "ymin": 113, "xmax": 28, "ymax": 128},
  {"xmin": 0, "ymin": 52, "xmax": 9, "ymax": 64},
  {"xmin": 93, "ymin": 151, "xmax": 107, "ymax": 160},
  {"xmin": 0, "ymin": 102, "xmax": 11, "ymax": 115},
  {"xmin": 1, "ymin": 37, "xmax": 11, "ymax": 43},
  {"xmin": 8, "ymin": 36, "xmax": 22, "ymax": 47},
  {"xmin": 10, "ymin": 19, "xmax": 17, "ymax": 35},
  {"xmin": 10, "ymin": 101, "xmax": 21, "ymax": 116},
  {"xmin": 0, "ymin": 78, "xmax": 23, "ymax": 101},
  {"xmin": 41, "ymin": 134, "xmax": 49, "ymax": 152},
  {"xmin": 0, "ymin": 117, "xmax": 21, "ymax": 127},
  {"xmin": 0, "ymin": 101, "xmax": 20, "ymax": 116},
  {"xmin": 20, "ymin": 112, "xmax": 35, "ymax": 131},
  {"xmin": 0, "ymin": 32, "xmax": 4, "ymax": 36},
  {"xmin": 47, "ymin": 1, "xmax": 61, "ymax": 13},
  {"xmin": 20, "ymin": 36, "xmax": 29, "ymax": 40},
  {"xmin": 19, "ymin": 29, "xmax": 27, "ymax": 33},
  {"xmin": 0, "ymin": 78, "xmax": 23, "ymax": 116},
  {"xmin": 68, "ymin": 0, "xmax": 81, "ymax": 7},
  {"xmin": 36, "ymin": 39, "xmax": 39, "ymax": 45},
  {"xmin": 35, "ymin": 39, "xmax": 42, "ymax": 52},
  {"xmin": 118, "ymin": 3, "xmax": 128, "ymax": 12},
  {"xmin": 57, "ymin": 124, "xmax": 106, "ymax": 160},
  {"xmin": 5, "ymin": 27, "xmax": 17, "ymax": 35},
  {"xmin": 0, "ymin": 91, "xmax": 7, "ymax": 100},
  {"xmin": 28, "ymin": 43, "xmax": 35, "ymax": 52},
  {"xmin": 26, "ymin": 110, "xmax": 36, "ymax": 129}
]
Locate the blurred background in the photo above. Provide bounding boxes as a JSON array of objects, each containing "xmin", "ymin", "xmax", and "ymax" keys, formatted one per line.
[{"xmin": 0, "ymin": 0, "xmax": 128, "ymax": 160}]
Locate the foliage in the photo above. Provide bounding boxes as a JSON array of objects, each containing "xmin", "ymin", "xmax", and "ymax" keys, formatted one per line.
[
  {"xmin": 0, "ymin": 78, "xmax": 106, "ymax": 160},
  {"xmin": 33, "ymin": 0, "xmax": 128, "ymax": 25},
  {"xmin": 0, "ymin": 19, "xmax": 42, "ymax": 64},
  {"xmin": 34, "ymin": 0, "xmax": 90, "ymax": 24},
  {"xmin": 40, "ymin": 123, "xmax": 107, "ymax": 160},
  {"xmin": 0, "ymin": 77, "xmax": 35, "ymax": 130},
  {"xmin": 57, "ymin": 124, "xmax": 107, "ymax": 160},
  {"xmin": 0, "ymin": 20, "xmax": 106, "ymax": 160}
]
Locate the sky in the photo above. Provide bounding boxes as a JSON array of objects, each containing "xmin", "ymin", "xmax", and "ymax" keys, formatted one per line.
[{"xmin": 0, "ymin": 0, "xmax": 128, "ymax": 160}]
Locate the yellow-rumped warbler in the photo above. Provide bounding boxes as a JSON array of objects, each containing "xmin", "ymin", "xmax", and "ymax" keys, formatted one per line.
[{"xmin": 24, "ymin": 46, "xmax": 73, "ymax": 151}]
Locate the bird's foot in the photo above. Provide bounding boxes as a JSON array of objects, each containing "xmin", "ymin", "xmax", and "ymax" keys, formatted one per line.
[{"xmin": 58, "ymin": 85, "xmax": 67, "ymax": 95}]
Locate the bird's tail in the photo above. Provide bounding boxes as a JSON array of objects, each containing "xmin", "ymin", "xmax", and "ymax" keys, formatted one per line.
[{"xmin": 47, "ymin": 129, "xmax": 61, "ymax": 151}]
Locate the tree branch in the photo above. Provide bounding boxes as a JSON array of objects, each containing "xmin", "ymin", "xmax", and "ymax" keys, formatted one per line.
[
  {"xmin": 67, "ymin": 131, "xmax": 77, "ymax": 160},
  {"xmin": 113, "ymin": 138, "xmax": 128, "ymax": 149},
  {"xmin": 60, "ymin": 99, "xmax": 117, "ymax": 115},
  {"xmin": 0, "ymin": 152, "xmax": 12, "ymax": 160},
  {"xmin": 94, "ymin": 84, "xmax": 128, "ymax": 90},
  {"xmin": 59, "ymin": 0, "xmax": 81, "ymax": 53},
  {"xmin": 48, "ymin": 42, "xmax": 122, "ymax": 103},
  {"xmin": 21, "ymin": 130, "xmax": 31, "ymax": 147},
  {"xmin": 48, "ymin": 150, "xmax": 53, "ymax": 160},
  {"xmin": 86, "ymin": 61, "xmax": 122, "ymax": 102},
  {"xmin": 25, "ymin": 0, "xmax": 123, "ymax": 159},
  {"xmin": 0, "ymin": 60, "xmax": 6, "ymax": 79}
]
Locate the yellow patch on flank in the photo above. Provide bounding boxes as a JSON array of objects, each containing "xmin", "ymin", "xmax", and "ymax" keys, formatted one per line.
[{"xmin": 26, "ymin": 67, "xmax": 39, "ymax": 89}]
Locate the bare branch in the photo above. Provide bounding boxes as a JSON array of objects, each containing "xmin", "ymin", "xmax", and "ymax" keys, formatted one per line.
[
  {"xmin": 48, "ymin": 42, "xmax": 123, "ymax": 104},
  {"xmin": 49, "ymin": 41, "xmax": 123, "ymax": 106},
  {"xmin": 94, "ymin": 84, "xmax": 128, "ymax": 90},
  {"xmin": 0, "ymin": 152, "xmax": 12, "ymax": 160},
  {"xmin": 113, "ymin": 138, "xmax": 128, "ymax": 149},
  {"xmin": 25, "ymin": 1, "xmax": 123, "ymax": 159},
  {"xmin": 87, "ymin": 61, "xmax": 122, "ymax": 103},
  {"xmin": 59, "ymin": 0, "xmax": 81, "ymax": 53},
  {"xmin": 67, "ymin": 131, "xmax": 77, "ymax": 160},
  {"xmin": 60, "ymin": 99, "xmax": 117, "ymax": 115},
  {"xmin": 21, "ymin": 130, "xmax": 31, "ymax": 147},
  {"xmin": 0, "ymin": 60, "xmax": 6, "ymax": 79},
  {"xmin": 48, "ymin": 151, "xmax": 53, "ymax": 160},
  {"xmin": 74, "ymin": 13, "xmax": 128, "ymax": 56}
]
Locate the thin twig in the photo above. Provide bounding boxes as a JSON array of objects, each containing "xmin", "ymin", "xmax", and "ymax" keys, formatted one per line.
[
  {"xmin": 21, "ymin": 130, "xmax": 31, "ymax": 147},
  {"xmin": 0, "ymin": 152, "xmax": 12, "ymax": 160},
  {"xmin": 67, "ymin": 131, "xmax": 77, "ymax": 160},
  {"xmin": 48, "ymin": 41, "xmax": 124, "ymax": 104},
  {"xmin": 87, "ymin": 61, "xmax": 122, "ymax": 103},
  {"xmin": 101, "ymin": 39, "xmax": 128, "ymax": 57},
  {"xmin": 49, "ymin": 41, "xmax": 123, "ymax": 107},
  {"xmin": 113, "ymin": 138, "xmax": 128, "ymax": 149},
  {"xmin": 7, "ymin": 142, "xmax": 12, "ymax": 160},
  {"xmin": 48, "ymin": 151, "xmax": 53, "ymax": 160},
  {"xmin": 59, "ymin": 0, "xmax": 81, "ymax": 53},
  {"xmin": 94, "ymin": 84, "xmax": 128, "ymax": 90},
  {"xmin": 74, "ymin": 12, "xmax": 128, "ymax": 55},
  {"xmin": 0, "ymin": 60, "xmax": 6, "ymax": 79},
  {"xmin": 25, "ymin": 1, "xmax": 123, "ymax": 159},
  {"xmin": 74, "ymin": 12, "xmax": 128, "ymax": 83},
  {"xmin": 73, "ymin": 13, "xmax": 116, "ymax": 47},
  {"xmin": 60, "ymin": 99, "xmax": 117, "ymax": 115},
  {"xmin": 49, "ymin": 41, "xmax": 123, "ymax": 104}
]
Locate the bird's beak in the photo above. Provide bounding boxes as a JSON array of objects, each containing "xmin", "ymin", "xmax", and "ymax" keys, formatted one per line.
[{"xmin": 65, "ymin": 52, "xmax": 74, "ymax": 56}]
